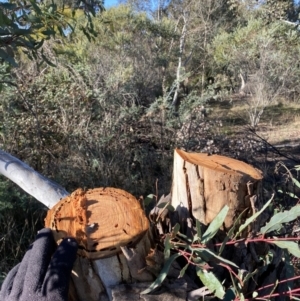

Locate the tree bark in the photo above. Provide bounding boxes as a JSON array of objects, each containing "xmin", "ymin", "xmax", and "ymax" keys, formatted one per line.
[
  {"xmin": 172, "ymin": 12, "xmax": 188, "ymax": 108},
  {"xmin": 0, "ymin": 149, "xmax": 68, "ymax": 208}
]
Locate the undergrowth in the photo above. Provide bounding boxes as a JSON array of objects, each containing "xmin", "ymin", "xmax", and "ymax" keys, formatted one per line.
[
  {"xmin": 144, "ymin": 164, "xmax": 300, "ymax": 300},
  {"xmin": 0, "ymin": 178, "xmax": 46, "ymax": 283}
]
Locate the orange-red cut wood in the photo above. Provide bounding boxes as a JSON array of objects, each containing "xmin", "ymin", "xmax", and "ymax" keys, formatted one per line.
[
  {"xmin": 44, "ymin": 187, "xmax": 149, "ymax": 259},
  {"xmin": 175, "ymin": 149, "xmax": 262, "ymax": 180}
]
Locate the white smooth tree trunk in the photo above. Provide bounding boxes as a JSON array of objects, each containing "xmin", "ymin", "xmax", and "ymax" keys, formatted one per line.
[{"xmin": 0, "ymin": 149, "xmax": 68, "ymax": 208}]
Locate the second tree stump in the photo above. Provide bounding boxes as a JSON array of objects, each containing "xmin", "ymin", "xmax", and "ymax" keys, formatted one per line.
[{"xmin": 171, "ymin": 149, "xmax": 263, "ymax": 228}]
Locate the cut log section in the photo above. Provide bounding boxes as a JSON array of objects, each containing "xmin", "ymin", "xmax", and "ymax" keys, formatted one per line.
[
  {"xmin": 44, "ymin": 187, "xmax": 149, "ymax": 259},
  {"xmin": 45, "ymin": 187, "xmax": 153, "ymax": 301},
  {"xmin": 171, "ymin": 149, "xmax": 263, "ymax": 228}
]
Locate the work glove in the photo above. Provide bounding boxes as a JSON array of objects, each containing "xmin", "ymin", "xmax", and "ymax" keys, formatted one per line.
[{"xmin": 0, "ymin": 228, "xmax": 78, "ymax": 301}]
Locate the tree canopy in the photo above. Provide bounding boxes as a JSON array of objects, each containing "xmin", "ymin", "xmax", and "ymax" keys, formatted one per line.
[{"xmin": 0, "ymin": 0, "xmax": 103, "ymax": 66}]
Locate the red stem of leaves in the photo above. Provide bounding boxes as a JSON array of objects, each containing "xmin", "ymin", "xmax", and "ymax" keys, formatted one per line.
[{"xmin": 180, "ymin": 236, "xmax": 300, "ymax": 300}]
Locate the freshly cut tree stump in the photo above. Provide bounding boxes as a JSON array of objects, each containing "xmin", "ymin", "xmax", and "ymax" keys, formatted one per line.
[
  {"xmin": 171, "ymin": 149, "xmax": 263, "ymax": 228},
  {"xmin": 45, "ymin": 187, "xmax": 153, "ymax": 301},
  {"xmin": 45, "ymin": 187, "xmax": 150, "ymax": 259}
]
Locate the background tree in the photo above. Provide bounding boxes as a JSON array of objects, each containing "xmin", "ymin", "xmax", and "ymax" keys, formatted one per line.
[
  {"xmin": 212, "ymin": 10, "xmax": 300, "ymax": 126},
  {"xmin": 0, "ymin": 0, "xmax": 103, "ymax": 68}
]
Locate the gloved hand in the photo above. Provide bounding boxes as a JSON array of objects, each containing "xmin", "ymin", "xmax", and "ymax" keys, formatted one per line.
[{"xmin": 0, "ymin": 228, "xmax": 78, "ymax": 301}]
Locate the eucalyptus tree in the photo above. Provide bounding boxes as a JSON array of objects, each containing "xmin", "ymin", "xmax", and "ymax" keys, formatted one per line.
[
  {"xmin": 0, "ymin": 4, "xmax": 180, "ymax": 207},
  {"xmin": 0, "ymin": 0, "xmax": 103, "ymax": 69},
  {"xmin": 155, "ymin": 0, "xmax": 237, "ymax": 107},
  {"xmin": 0, "ymin": 2, "xmax": 176, "ymax": 287},
  {"xmin": 212, "ymin": 12, "xmax": 300, "ymax": 126}
]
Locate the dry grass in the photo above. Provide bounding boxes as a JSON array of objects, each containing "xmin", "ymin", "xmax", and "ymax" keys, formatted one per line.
[{"xmin": 208, "ymin": 98, "xmax": 300, "ymax": 145}]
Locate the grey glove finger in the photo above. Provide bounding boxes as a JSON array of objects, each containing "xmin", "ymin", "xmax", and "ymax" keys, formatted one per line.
[
  {"xmin": 23, "ymin": 228, "xmax": 56, "ymax": 294},
  {"xmin": 43, "ymin": 237, "xmax": 78, "ymax": 299},
  {"xmin": 9, "ymin": 248, "xmax": 32, "ymax": 300},
  {"xmin": 0, "ymin": 264, "xmax": 20, "ymax": 300}
]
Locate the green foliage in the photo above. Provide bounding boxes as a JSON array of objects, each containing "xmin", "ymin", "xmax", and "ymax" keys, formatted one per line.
[
  {"xmin": 0, "ymin": 56, "xmax": 175, "ymax": 196},
  {"xmin": 0, "ymin": 178, "xmax": 45, "ymax": 280},
  {"xmin": 141, "ymin": 253, "xmax": 181, "ymax": 295},
  {"xmin": 261, "ymin": 205, "xmax": 300, "ymax": 234},
  {"xmin": 0, "ymin": 0, "xmax": 103, "ymax": 66},
  {"xmin": 196, "ymin": 267, "xmax": 225, "ymax": 299},
  {"xmin": 201, "ymin": 205, "xmax": 229, "ymax": 244},
  {"xmin": 235, "ymin": 196, "xmax": 274, "ymax": 238},
  {"xmin": 143, "ymin": 192, "xmax": 300, "ymax": 299},
  {"xmin": 272, "ymin": 240, "xmax": 300, "ymax": 257},
  {"xmin": 143, "ymin": 206, "xmax": 237, "ymax": 296},
  {"xmin": 212, "ymin": 18, "xmax": 299, "ymax": 76},
  {"xmin": 212, "ymin": 17, "xmax": 300, "ymax": 126}
]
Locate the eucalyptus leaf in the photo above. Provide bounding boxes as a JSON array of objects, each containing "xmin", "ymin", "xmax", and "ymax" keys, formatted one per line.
[
  {"xmin": 278, "ymin": 190, "xmax": 298, "ymax": 199},
  {"xmin": 179, "ymin": 263, "xmax": 189, "ymax": 277},
  {"xmin": 235, "ymin": 195, "xmax": 273, "ymax": 239},
  {"xmin": 172, "ymin": 223, "xmax": 180, "ymax": 237},
  {"xmin": 260, "ymin": 205, "xmax": 300, "ymax": 234},
  {"xmin": 41, "ymin": 29, "xmax": 57, "ymax": 36},
  {"xmin": 243, "ymin": 268, "xmax": 258, "ymax": 284},
  {"xmin": 292, "ymin": 177, "xmax": 300, "ymax": 189},
  {"xmin": 143, "ymin": 194, "xmax": 154, "ymax": 206},
  {"xmin": 33, "ymin": 39, "xmax": 44, "ymax": 50},
  {"xmin": 14, "ymin": 28, "xmax": 32, "ymax": 35},
  {"xmin": 29, "ymin": 0, "xmax": 42, "ymax": 15},
  {"xmin": 157, "ymin": 201, "xmax": 169, "ymax": 208},
  {"xmin": 0, "ymin": 3, "xmax": 17, "ymax": 10},
  {"xmin": 177, "ymin": 231, "xmax": 193, "ymax": 243},
  {"xmin": 141, "ymin": 253, "xmax": 181, "ymax": 295},
  {"xmin": 194, "ymin": 218, "xmax": 202, "ymax": 242},
  {"xmin": 41, "ymin": 54, "xmax": 56, "ymax": 67},
  {"xmin": 0, "ymin": 28, "xmax": 11, "ymax": 35},
  {"xmin": 0, "ymin": 49, "xmax": 17, "ymax": 66},
  {"xmin": 157, "ymin": 202, "xmax": 175, "ymax": 212},
  {"xmin": 25, "ymin": 14, "xmax": 41, "ymax": 23},
  {"xmin": 219, "ymin": 208, "xmax": 249, "ymax": 256},
  {"xmin": 197, "ymin": 267, "xmax": 225, "ymax": 299},
  {"xmin": 272, "ymin": 240, "xmax": 300, "ymax": 257},
  {"xmin": 201, "ymin": 205, "xmax": 229, "ymax": 244},
  {"xmin": 164, "ymin": 235, "xmax": 171, "ymax": 260},
  {"xmin": 194, "ymin": 248, "xmax": 238, "ymax": 268}
]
